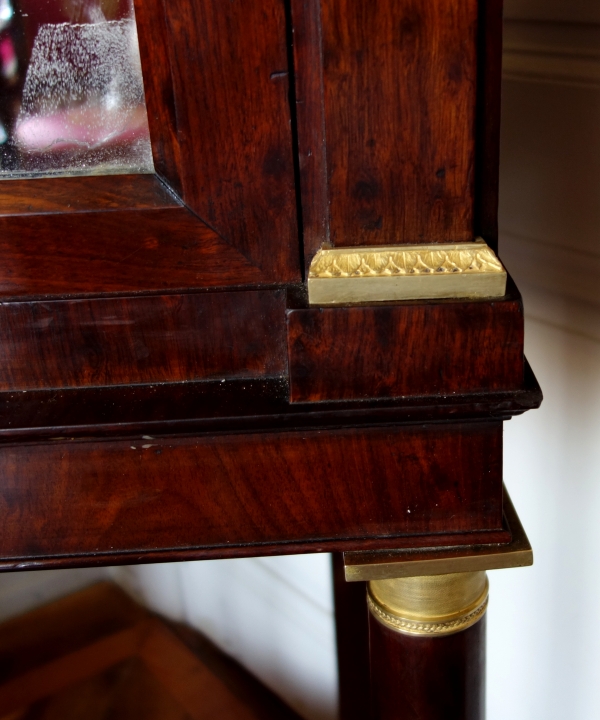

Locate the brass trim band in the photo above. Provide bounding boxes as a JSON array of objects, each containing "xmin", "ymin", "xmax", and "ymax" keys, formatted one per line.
[
  {"xmin": 307, "ymin": 240, "xmax": 506, "ymax": 305},
  {"xmin": 367, "ymin": 590, "xmax": 488, "ymax": 637},
  {"xmin": 367, "ymin": 571, "xmax": 489, "ymax": 637},
  {"xmin": 345, "ymin": 488, "xmax": 533, "ymax": 582}
]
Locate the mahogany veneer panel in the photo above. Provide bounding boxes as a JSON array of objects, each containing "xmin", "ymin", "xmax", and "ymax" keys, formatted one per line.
[
  {"xmin": 0, "ymin": 208, "xmax": 262, "ymax": 297},
  {"xmin": 292, "ymin": 0, "xmax": 478, "ymax": 260},
  {"xmin": 290, "ymin": 0, "xmax": 330, "ymax": 266},
  {"xmin": 0, "ymin": 176, "xmax": 178, "ymax": 216},
  {"xmin": 0, "ymin": 291, "xmax": 286, "ymax": 391},
  {"xmin": 135, "ymin": 0, "xmax": 299, "ymax": 277},
  {"xmin": 323, "ymin": 0, "xmax": 477, "ymax": 246},
  {"xmin": 0, "ymin": 423, "xmax": 502, "ymax": 564},
  {"xmin": 288, "ymin": 295, "xmax": 524, "ymax": 402}
]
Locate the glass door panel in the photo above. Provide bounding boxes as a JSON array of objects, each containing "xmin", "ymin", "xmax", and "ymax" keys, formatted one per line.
[{"xmin": 0, "ymin": 0, "xmax": 153, "ymax": 177}]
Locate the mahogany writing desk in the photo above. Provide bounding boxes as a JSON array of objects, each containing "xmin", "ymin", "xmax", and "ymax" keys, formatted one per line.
[{"xmin": 0, "ymin": 1, "xmax": 541, "ymax": 718}]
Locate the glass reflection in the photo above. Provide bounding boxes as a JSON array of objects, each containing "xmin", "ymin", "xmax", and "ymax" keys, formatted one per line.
[{"xmin": 0, "ymin": 0, "xmax": 153, "ymax": 177}]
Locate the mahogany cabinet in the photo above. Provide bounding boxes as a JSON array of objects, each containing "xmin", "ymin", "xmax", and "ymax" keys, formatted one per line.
[{"xmin": 0, "ymin": 1, "xmax": 540, "ymax": 718}]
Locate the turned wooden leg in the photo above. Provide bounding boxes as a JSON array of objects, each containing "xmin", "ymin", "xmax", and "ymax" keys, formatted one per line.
[{"xmin": 368, "ymin": 572, "xmax": 488, "ymax": 720}]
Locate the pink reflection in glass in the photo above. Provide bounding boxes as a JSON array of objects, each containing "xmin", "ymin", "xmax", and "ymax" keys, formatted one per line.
[{"xmin": 0, "ymin": 0, "xmax": 153, "ymax": 177}]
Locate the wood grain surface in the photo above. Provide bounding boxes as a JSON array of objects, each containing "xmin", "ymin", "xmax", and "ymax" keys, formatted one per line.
[
  {"xmin": 0, "ymin": 360, "xmax": 542, "ymax": 440},
  {"xmin": 292, "ymin": 0, "xmax": 479, "ymax": 263},
  {"xmin": 0, "ymin": 291, "xmax": 286, "ymax": 390},
  {"xmin": 0, "ymin": 176, "xmax": 179, "ymax": 216},
  {"xmin": 145, "ymin": 0, "xmax": 300, "ymax": 278},
  {"xmin": 0, "ymin": 584, "xmax": 146, "ymax": 685},
  {"xmin": 369, "ymin": 613, "xmax": 486, "ymax": 720},
  {"xmin": 290, "ymin": 0, "xmax": 330, "ymax": 265},
  {"xmin": 0, "ymin": 422, "xmax": 502, "ymax": 565},
  {"xmin": 0, "ymin": 208, "xmax": 262, "ymax": 297},
  {"xmin": 288, "ymin": 293, "xmax": 524, "ymax": 402},
  {"xmin": 0, "ymin": 0, "xmax": 301, "ymax": 296},
  {"xmin": 0, "ymin": 583, "xmax": 301, "ymax": 720},
  {"xmin": 333, "ymin": 554, "xmax": 370, "ymax": 720},
  {"xmin": 474, "ymin": 0, "xmax": 504, "ymax": 250}
]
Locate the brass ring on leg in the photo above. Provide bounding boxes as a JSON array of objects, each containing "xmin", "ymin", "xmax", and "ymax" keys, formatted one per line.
[{"xmin": 367, "ymin": 571, "xmax": 489, "ymax": 637}]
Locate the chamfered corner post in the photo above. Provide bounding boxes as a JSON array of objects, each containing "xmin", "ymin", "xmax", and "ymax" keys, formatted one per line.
[{"xmin": 368, "ymin": 572, "xmax": 488, "ymax": 720}]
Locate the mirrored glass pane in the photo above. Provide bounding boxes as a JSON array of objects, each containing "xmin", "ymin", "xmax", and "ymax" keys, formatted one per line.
[{"xmin": 0, "ymin": 0, "xmax": 153, "ymax": 177}]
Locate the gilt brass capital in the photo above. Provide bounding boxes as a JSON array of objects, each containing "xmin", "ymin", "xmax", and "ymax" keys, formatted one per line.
[
  {"xmin": 367, "ymin": 571, "xmax": 489, "ymax": 637},
  {"xmin": 308, "ymin": 239, "xmax": 506, "ymax": 305}
]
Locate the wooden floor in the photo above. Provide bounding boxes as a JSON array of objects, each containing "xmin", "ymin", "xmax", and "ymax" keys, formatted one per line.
[{"xmin": 0, "ymin": 582, "xmax": 302, "ymax": 720}]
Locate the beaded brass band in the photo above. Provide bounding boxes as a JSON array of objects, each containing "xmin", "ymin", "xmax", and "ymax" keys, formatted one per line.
[{"xmin": 367, "ymin": 571, "xmax": 489, "ymax": 637}]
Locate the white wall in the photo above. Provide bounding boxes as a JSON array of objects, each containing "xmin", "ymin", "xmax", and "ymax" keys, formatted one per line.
[
  {"xmin": 1, "ymin": 2, "xmax": 598, "ymax": 719},
  {"xmin": 489, "ymin": 314, "xmax": 600, "ymax": 720},
  {"xmin": 488, "ymin": 0, "xmax": 600, "ymax": 720},
  {"xmin": 489, "ymin": 1, "xmax": 600, "ymax": 717}
]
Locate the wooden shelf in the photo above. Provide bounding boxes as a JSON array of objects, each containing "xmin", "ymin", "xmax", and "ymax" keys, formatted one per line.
[{"xmin": 0, "ymin": 583, "xmax": 301, "ymax": 720}]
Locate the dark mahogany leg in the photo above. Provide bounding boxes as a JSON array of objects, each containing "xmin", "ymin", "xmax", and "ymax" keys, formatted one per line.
[
  {"xmin": 367, "ymin": 572, "xmax": 488, "ymax": 720},
  {"xmin": 332, "ymin": 553, "xmax": 371, "ymax": 720}
]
